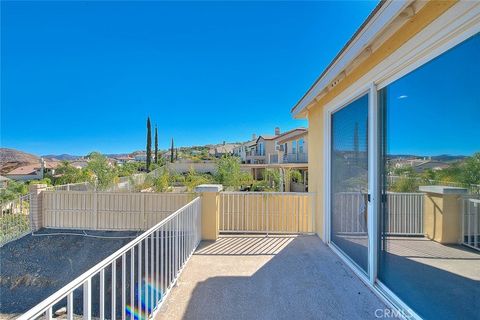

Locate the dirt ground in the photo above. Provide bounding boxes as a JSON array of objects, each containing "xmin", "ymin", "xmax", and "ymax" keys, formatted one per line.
[{"xmin": 0, "ymin": 228, "xmax": 140, "ymax": 319}]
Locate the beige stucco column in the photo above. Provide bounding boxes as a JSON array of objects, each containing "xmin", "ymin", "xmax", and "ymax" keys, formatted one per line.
[
  {"xmin": 29, "ymin": 183, "xmax": 48, "ymax": 231},
  {"xmin": 420, "ymin": 185, "xmax": 468, "ymax": 244},
  {"xmin": 195, "ymin": 184, "xmax": 223, "ymax": 241}
]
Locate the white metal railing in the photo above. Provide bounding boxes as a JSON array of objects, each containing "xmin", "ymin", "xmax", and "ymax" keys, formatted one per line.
[
  {"xmin": 220, "ymin": 192, "xmax": 314, "ymax": 234},
  {"xmin": 462, "ymin": 197, "xmax": 480, "ymax": 251},
  {"xmin": 0, "ymin": 193, "xmax": 31, "ymax": 246},
  {"xmin": 385, "ymin": 193, "xmax": 424, "ymax": 235},
  {"xmin": 20, "ymin": 196, "xmax": 202, "ymax": 320},
  {"xmin": 333, "ymin": 192, "xmax": 424, "ymax": 235}
]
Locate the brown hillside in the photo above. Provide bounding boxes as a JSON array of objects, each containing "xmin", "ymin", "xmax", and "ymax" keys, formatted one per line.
[{"xmin": 0, "ymin": 148, "xmax": 40, "ymax": 175}]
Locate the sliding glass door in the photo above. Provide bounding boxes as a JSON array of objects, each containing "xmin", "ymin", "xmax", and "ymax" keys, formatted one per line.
[
  {"xmin": 330, "ymin": 94, "xmax": 369, "ymax": 273},
  {"xmin": 377, "ymin": 33, "xmax": 480, "ymax": 320}
]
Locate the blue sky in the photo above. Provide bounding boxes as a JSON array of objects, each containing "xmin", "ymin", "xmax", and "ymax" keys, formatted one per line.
[{"xmin": 1, "ymin": 1, "xmax": 378, "ymax": 156}]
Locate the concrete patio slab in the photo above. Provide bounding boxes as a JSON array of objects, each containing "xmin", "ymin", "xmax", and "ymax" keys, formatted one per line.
[{"xmin": 157, "ymin": 235, "xmax": 386, "ymax": 320}]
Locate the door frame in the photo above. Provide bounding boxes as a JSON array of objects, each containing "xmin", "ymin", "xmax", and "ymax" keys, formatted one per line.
[{"xmin": 323, "ymin": 82, "xmax": 376, "ymax": 283}]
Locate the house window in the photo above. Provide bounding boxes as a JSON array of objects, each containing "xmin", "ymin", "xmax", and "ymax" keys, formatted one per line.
[
  {"xmin": 258, "ymin": 142, "xmax": 264, "ymax": 156},
  {"xmin": 378, "ymin": 33, "xmax": 479, "ymax": 320},
  {"xmin": 298, "ymin": 139, "xmax": 304, "ymax": 153},
  {"xmin": 292, "ymin": 140, "xmax": 297, "ymax": 154}
]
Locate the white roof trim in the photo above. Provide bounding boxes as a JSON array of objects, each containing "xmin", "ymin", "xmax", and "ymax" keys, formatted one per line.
[{"xmin": 292, "ymin": 0, "xmax": 410, "ymax": 118}]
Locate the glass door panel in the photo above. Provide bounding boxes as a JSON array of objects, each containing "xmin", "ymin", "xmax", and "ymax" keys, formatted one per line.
[{"xmin": 331, "ymin": 94, "xmax": 369, "ymax": 273}]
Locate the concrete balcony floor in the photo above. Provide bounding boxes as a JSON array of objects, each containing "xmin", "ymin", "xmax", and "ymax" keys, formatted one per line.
[{"xmin": 157, "ymin": 235, "xmax": 386, "ymax": 320}]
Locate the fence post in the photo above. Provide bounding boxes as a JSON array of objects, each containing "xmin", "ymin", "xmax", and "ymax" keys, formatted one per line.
[
  {"xmin": 29, "ymin": 184, "xmax": 47, "ymax": 231},
  {"xmin": 420, "ymin": 186, "xmax": 468, "ymax": 244},
  {"xmin": 195, "ymin": 184, "xmax": 223, "ymax": 241}
]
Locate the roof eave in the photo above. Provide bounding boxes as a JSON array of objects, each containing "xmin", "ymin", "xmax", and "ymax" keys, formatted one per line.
[{"xmin": 291, "ymin": 0, "xmax": 410, "ymax": 117}]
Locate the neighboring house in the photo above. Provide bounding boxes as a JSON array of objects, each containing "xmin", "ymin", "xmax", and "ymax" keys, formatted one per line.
[
  {"xmin": 69, "ymin": 160, "xmax": 89, "ymax": 169},
  {"xmin": 291, "ymin": 2, "xmax": 479, "ymax": 319},
  {"xmin": 209, "ymin": 143, "xmax": 238, "ymax": 158},
  {"xmin": 4, "ymin": 158, "xmax": 59, "ymax": 181},
  {"xmin": 412, "ymin": 160, "xmax": 451, "ymax": 173},
  {"xmin": 246, "ymin": 127, "xmax": 282, "ymax": 164},
  {"xmin": 114, "ymin": 156, "xmax": 133, "ymax": 165},
  {"xmin": 5, "ymin": 164, "xmax": 43, "ymax": 181},
  {"xmin": 275, "ymin": 128, "xmax": 308, "ymax": 164},
  {"xmin": 134, "ymin": 153, "xmax": 147, "ymax": 162}
]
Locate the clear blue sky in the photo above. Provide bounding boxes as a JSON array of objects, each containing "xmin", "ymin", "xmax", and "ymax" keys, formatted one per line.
[{"xmin": 1, "ymin": 1, "xmax": 378, "ymax": 156}]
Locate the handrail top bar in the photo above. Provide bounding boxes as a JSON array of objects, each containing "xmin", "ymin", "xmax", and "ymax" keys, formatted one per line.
[{"xmin": 19, "ymin": 196, "xmax": 201, "ymax": 320}]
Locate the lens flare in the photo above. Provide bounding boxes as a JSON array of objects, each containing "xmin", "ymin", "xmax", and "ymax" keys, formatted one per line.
[{"xmin": 126, "ymin": 277, "xmax": 163, "ymax": 319}]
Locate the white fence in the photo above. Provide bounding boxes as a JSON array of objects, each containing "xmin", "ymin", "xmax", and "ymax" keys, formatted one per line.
[
  {"xmin": 43, "ymin": 192, "xmax": 196, "ymax": 231},
  {"xmin": 20, "ymin": 197, "xmax": 202, "ymax": 320},
  {"xmin": 462, "ymin": 198, "xmax": 480, "ymax": 251},
  {"xmin": 0, "ymin": 193, "xmax": 31, "ymax": 246},
  {"xmin": 220, "ymin": 192, "xmax": 314, "ymax": 234},
  {"xmin": 333, "ymin": 192, "xmax": 424, "ymax": 236}
]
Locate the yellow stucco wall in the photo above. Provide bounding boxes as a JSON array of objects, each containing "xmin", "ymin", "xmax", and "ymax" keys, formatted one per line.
[
  {"xmin": 307, "ymin": 103, "xmax": 325, "ymax": 239},
  {"xmin": 201, "ymin": 192, "xmax": 220, "ymax": 240}
]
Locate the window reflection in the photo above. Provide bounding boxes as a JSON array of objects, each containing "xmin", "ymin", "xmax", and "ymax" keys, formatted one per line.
[
  {"xmin": 331, "ymin": 94, "xmax": 369, "ymax": 273},
  {"xmin": 379, "ymin": 33, "xmax": 480, "ymax": 320}
]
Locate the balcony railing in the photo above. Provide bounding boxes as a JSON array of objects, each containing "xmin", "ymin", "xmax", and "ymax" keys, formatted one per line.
[
  {"xmin": 284, "ymin": 152, "xmax": 307, "ymax": 163},
  {"xmin": 220, "ymin": 192, "xmax": 314, "ymax": 234},
  {"xmin": 333, "ymin": 192, "xmax": 424, "ymax": 235},
  {"xmin": 462, "ymin": 197, "xmax": 480, "ymax": 251},
  {"xmin": 19, "ymin": 197, "xmax": 202, "ymax": 320},
  {"xmin": 0, "ymin": 193, "xmax": 31, "ymax": 246}
]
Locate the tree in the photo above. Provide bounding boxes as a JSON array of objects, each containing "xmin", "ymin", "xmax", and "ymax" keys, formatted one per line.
[
  {"xmin": 215, "ymin": 155, "xmax": 252, "ymax": 190},
  {"xmin": 185, "ymin": 168, "xmax": 212, "ymax": 191},
  {"xmin": 146, "ymin": 117, "xmax": 152, "ymax": 172},
  {"xmin": 175, "ymin": 148, "xmax": 178, "ymax": 161},
  {"xmin": 85, "ymin": 152, "xmax": 117, "ymax": 191},
  {"xmin": 154, "ymin": 125, "xmax": 159, "ymax": 164},
  {"xmin": 460, "ymin": 152, "xmax": 480, "ymax": 187},
  {"xmin": 54, "ymin": 161, "xmax": 90, "ymax": 184},
  {"xmin": 170, "ymin": 138, "xmax": 174, "ymax": 163}
]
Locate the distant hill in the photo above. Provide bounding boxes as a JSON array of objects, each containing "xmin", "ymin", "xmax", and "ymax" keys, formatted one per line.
[
  {"xmin": 0, "ymin": 148, "xmax": 40, "ymax": 175},
  {"xmin": 42, "ymin": 154, "xmax": 82, "ymax": 161}
]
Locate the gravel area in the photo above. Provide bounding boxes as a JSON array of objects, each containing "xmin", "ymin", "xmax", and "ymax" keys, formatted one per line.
[{"xmin": 0, "ymin": 228, "xmax": 140, "ymax": 319}]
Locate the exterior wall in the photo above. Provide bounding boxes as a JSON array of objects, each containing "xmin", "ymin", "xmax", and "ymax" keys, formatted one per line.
[
  {"xmin": 6, "ymin": 172, "xmax": 43, "ymax": 181},
  {"xmin": 166, "ymin": 161, "xmax": 217, "ymax": 174},
  {"xmin": 307, "ymin": 103, "xmax": 325, "ymax": 239}
]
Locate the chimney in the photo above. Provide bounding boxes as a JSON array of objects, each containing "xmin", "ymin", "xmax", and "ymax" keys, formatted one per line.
[
  {"xmin": 252, "ymin": 133, "xmax": 257, "ymax": 140},
  {"xmin": 275, "ymin": 127, "xmax": 281, "ymax": 135}
]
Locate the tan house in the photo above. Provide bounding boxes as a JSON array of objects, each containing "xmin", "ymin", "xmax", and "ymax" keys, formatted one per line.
[{"xmin": 275, "ymin": 128, "xmax": 308, "ymax": 164}]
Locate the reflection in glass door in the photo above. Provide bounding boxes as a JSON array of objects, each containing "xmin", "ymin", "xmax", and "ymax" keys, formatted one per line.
[{"xmin": 331, "ymin": 94, "xmax": 369, "ymax": 273}]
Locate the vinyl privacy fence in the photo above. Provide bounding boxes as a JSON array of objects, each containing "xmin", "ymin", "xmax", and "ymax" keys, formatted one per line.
[
  {"xmin": 20, "ymin": 197, "xmax": 202, "ymax": 320},
  {"xmin": 42, "ymin": 192, "xmax": 196, "ymax": 231}
]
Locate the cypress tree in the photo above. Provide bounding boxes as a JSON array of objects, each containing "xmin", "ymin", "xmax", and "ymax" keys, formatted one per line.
[
  {"xmin": 146, "ymin": 117, "xmax": 152, "ymax": 172},
  {"xmin": 154, "ymin": 125, "xmax": 158, "ymax": 164},
  {"xmin": 170, "ymin": 138, "xmax": 174, "ymax": 163}
]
